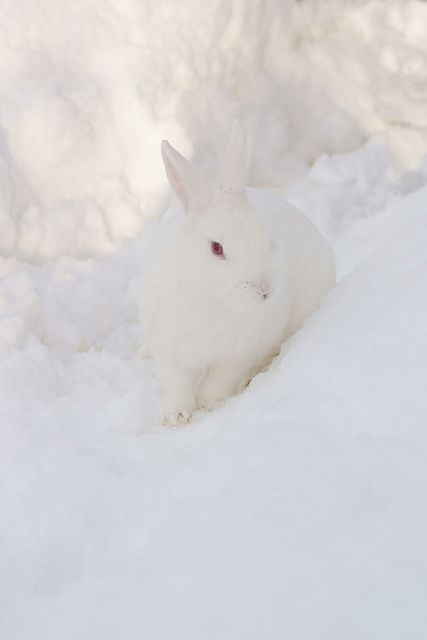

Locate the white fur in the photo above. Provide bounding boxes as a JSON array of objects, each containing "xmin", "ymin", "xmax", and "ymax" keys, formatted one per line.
[{"xmin": 144, "ymin": 121, "xmax": 336, "ymax": 425}]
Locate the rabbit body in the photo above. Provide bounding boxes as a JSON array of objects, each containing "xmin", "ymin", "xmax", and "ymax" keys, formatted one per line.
[{"xmin": 144, "ymin": 123, "xmax": 335, "ymax": 425}]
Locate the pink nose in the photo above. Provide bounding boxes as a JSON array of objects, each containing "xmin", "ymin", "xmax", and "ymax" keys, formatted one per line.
[{"xmin": 255, "ymin": 278, "xmax": 271, "ymax": 299}]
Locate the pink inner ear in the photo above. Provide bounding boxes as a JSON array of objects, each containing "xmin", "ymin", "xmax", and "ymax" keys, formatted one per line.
[{"xmin": 164, "ymin": 155, "xmax": 188, "ymax": 210}]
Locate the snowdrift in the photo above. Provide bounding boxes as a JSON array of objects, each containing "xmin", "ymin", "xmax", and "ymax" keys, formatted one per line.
[
  {"xmin": 1, "ymin": 0, "xmax": 427, "ymax": 260},
  {"xmin": 1, "ymin": 140, "xmax": 427, "ymax": 638},
  {"xmin": 1, "ymin": 0, "xmax": 427, "ymax": 637}
]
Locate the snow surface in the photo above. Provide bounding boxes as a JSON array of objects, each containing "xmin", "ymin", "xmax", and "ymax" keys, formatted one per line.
[
  {"xmin": 2, "ymin": 139, "xmax": 427, "ymax": 639},
  {"xmin": 1, "ymin": 1, "xmax": 427, "ymax": 639}
]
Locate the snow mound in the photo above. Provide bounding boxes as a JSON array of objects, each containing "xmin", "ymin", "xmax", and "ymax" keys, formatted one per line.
[
  {"xmin": 1, "ymin": 0, "xmax": 426, "ymax": 259},
  {"xmin": 1, "ymin": 140, "xmax": 427, "ymax": 638}
]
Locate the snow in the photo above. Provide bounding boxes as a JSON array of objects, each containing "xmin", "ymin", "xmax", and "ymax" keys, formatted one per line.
[
  {"xmin": 1, "ymin": 0, "xmax": 427, "ymax": 259},
  {"xmin": 1, "ymin": 1, "xmax": 427, "ymax": 638}
]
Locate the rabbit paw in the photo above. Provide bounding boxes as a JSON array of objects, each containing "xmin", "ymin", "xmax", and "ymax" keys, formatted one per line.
[{"xmin": 162, "ymin": 408, "xmax": 192, "ymax": 427}]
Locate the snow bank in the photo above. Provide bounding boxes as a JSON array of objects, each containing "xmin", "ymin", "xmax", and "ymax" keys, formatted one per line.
[
  {"xmin": 1, "ymin": 0, "xmax": 426, "ymax": 259},
  {"xmin": 1, "ymin": 1, "xmax": 427, "ymax": 636},
  {"xmin": 1, "ymin": 139, "xmax": 427, "ymax": 638}
]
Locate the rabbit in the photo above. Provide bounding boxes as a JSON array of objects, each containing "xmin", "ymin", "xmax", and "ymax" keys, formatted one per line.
[{"xmin": 143, "ymin": 120, "xmax": 336, "ymax": 426}]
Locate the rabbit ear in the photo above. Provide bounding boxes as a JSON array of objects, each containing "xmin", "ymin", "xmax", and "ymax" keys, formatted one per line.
[
  {"xmin": 218, "ymin": 120, "xmax": 247, "ymax": 199},
  {"xmin": 161, "ymin": 140, "xmax": 213, "ymax": 214}
]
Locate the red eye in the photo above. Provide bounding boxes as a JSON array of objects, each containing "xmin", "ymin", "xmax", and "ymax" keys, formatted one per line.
[{"xmin": 211, "ymin": 241, "xmax": 224, "ymax": 257}]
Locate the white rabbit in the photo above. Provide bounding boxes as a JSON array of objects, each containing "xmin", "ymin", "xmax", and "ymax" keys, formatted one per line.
[{"xmin": 144, "ymin": 121, "xmax": 335, "ymax": 426}]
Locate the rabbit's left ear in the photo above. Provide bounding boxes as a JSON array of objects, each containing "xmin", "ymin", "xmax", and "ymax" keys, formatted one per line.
[{"xmin": 218, "ymin": 120, "xmax": 247, "ymax": 200}]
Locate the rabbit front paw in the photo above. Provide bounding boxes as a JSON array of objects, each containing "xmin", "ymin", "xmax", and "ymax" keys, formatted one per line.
[{"xmin": 162, "ymin": 407, "xmax": 192, "ymax": 427}]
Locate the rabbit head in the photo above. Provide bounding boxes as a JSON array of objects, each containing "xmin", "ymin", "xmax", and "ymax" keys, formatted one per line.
[{"xmin": 161, "ymin": 121, "xmax": 284, "ymax": 311}]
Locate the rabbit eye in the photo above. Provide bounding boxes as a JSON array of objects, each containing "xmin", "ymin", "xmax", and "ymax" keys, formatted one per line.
[{"xmin": 211, "ymin": 241, "xmax": 224, "ymax": 258}]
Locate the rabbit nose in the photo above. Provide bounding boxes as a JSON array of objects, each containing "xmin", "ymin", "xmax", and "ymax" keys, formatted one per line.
[{"xmin": 255, "ymin": 277, "xmax": 272, "ymax": 299}]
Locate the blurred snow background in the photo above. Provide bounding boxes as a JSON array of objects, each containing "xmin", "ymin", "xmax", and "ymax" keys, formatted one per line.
[
  {"xmin": 1, "ymin": 0, "xmax": 426, "ymax": 259},
  {"xmin": 1, "ymin": 1, "xmax": 427, "ymax": 639}
]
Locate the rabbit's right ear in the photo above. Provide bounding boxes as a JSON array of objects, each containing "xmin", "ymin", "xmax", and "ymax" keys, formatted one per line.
[
  {"xmin": 161, "ymin": 141, "xmax": 213, "ymax": 214},
  {"xmin": 218, "ymin": 120, "xmax": 247, "ymax": 199}
]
